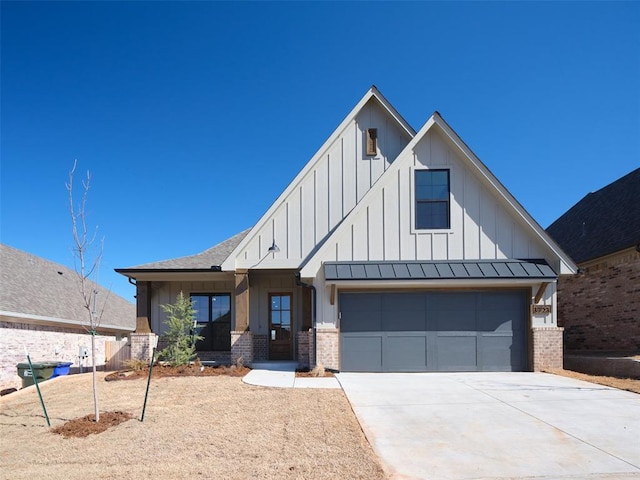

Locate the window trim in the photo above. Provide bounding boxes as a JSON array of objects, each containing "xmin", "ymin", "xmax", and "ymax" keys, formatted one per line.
[
  {"xmin": 412, "ymin": 168, "xmax": 452, "ymax": 231},
  {"xmin": 366, "ymin": 128, "xmax": 378, "ymax": 156},
  {"xmin": 190, "ymin": 292, "xmax": 232, "ymax": 352}
]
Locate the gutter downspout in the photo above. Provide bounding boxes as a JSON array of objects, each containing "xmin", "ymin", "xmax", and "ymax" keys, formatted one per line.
[{"xmin": 295, "ymin": 272, "xmax": 317, "ymax": 368}]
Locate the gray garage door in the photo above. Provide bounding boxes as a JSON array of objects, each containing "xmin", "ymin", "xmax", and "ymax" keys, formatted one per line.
[{"xmin": 339, "ymin": 291, "xmax": 527, "ymax": 372}]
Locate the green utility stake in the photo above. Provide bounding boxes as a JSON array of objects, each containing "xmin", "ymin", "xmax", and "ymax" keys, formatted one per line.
[
  {"xmin": 140, "ymin": 336, "xmax": 158, "ymax": 422},
  {"xmin": 26, "ymin": 350, "xmax": 50, "ymax": 427}
]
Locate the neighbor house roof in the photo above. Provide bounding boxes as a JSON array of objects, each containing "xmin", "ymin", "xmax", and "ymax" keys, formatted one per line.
[
  {"xmin": 116, "ymin": 229, "xmax": 250, "ymax": 274},
  {"xmin": 0, "ymin": 244, "xmax": 135, "ymax": 332},
  {"xmin": 324, "ymin": 260, "xmax": 558, "ymax": 281},
  {"xmin": 546, "ymin": 168, "xmax": 640, "ymax": 264}
]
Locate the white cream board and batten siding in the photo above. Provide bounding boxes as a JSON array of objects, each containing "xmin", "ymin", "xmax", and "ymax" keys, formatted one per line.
[
  {"xmin": 320, "ymin": 128, "xmax": 552, "ymax": 266},
  {"xmin": 301, "ymin": 116, "xmax": 575, "ymax": 328},
  {"xmin": 222, "ymin": 93, "xmax": 414, "ymax": 271}
]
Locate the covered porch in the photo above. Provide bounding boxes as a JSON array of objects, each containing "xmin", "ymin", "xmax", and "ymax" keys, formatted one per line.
[{"xmin": 127, "ymin": 269, "xmax": 315, "ymax": 367}]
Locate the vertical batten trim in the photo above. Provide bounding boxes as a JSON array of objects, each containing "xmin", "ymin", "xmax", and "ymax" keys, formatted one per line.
[
  {"xmin": 478, "ymin": 185, "xmax": 483, "ymax": 259},
  {"xmin": 461, "ymin": 167, "xmax": 466, "ymax": 260},
  {"xmin": 398, "ymin": 169, "xmax": 402, "ymax": 260},
  {"xmin": 327, "ymin": 154, "xmax": 331, "ymax": 232},
  {"xmin": 366, "ymin": 206, "xmax": 370, "ymax": 260},
  {"xmin": 351, "ymin": 224, "xmax": 355, "ymax": 260},
  {"xmin": 494, "ymin": 201, "xmax": 498, "ymax": 259},
  {"xmin": 382, "ymin": 187, "xmax": 386, "ymax": 260},
  {"xmin": 354, "ymin": 121, "xmax": 359, "ymax": 202},
  {"xmin": 313, "ymin": 170, "xmax": 317, "ymax": 245},
  {"xmin": 341, "ymin": 137, "xmax": 345, "ymax": 217},
  {"xmin": 299, "ymin": 186, "xmax": 303, "ymax": 257},
  {"xmin": 286, "ymin": 203, "xmax": 290, "ymax": 258}
]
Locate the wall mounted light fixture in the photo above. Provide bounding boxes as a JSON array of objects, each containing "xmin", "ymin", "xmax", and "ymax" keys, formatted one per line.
[{"xmin": 268, "ymin": 240, "xmax": 280, "ymax": 253}]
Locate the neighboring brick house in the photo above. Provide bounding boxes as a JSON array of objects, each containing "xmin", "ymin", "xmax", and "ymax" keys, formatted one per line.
[
  {"xmin": 547, "ymin": 168, "xmax": 640, "ymax": 353},
  {"xmin": 0, "ymin": 244, "xmax": 136, "ymax": 391},
  {"xmin": 117, "ymin": 86, "xmax": 576, "ymax": 373}
]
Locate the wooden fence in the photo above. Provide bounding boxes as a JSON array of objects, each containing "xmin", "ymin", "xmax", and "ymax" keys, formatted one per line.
[{"xmin": 105, "ymin": 339, "xmax": 131, "ymax": 371}]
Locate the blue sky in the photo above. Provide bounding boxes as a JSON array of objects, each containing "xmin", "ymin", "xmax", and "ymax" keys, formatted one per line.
[{"xmin": 2, "ymin": 1, "xmax": 639, "ymax": 302}]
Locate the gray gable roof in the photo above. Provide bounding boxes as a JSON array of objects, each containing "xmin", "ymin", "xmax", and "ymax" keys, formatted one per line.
[
  {"xmin": 546, "ymin": 168, "xmax": 640, "ymax": 264},
  {"xmin": 118, "ymin": 229, "xmax": 250, "ymax": 271},
  {"xmin": 0, "ymin": 244, "xmax": 135, "ymax": 331}
]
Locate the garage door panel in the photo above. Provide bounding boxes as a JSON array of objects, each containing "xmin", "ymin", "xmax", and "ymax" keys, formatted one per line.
[
  {"xmin": 480, "ymin": 334, "xmax": 523, "ymax": 371},
  {"xmin": 478, "ymin": 293, "xmax": 526, "ymax": 332},
  {"xmin": 430, "ymin": 293, "xmax": 477, "ymax": 331},
  {"xmin": 340, "ymin": 294, "xmax": 382, "ymax": 332},
  {"xmin": 341, "ymin": 335, "xmax": 382, "ymax": 372},
  {"xmin": 436, "ymin": 335, "xmax": 477, "ymax": 371},
  {"xmin": 382, "ymin": 293, "xmax": 426, "ymax": 331},
  {"xmin": 384, "ymin": 334, "xmax": 427, "ymax": 371},
  {"xmin": 339, "ymin": 291, "xmax": 527, "ymax": 372}
]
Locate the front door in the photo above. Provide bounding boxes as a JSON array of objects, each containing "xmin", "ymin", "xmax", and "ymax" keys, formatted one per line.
[{"xmin": 269, "ymin": 293, "xmax": 292, "ymax": 360}]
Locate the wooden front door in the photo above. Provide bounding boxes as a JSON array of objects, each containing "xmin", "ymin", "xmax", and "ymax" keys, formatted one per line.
[{"xmin": 269, "ymin": 293, "xmax": 292, "ymax": 360}]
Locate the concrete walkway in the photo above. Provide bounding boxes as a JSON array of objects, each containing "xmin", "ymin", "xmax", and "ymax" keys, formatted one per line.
[
  {"xmin": 337, "ymin": 372, "xmax": 640, "ymax": 480},
  {"xmin": 242, "ymin": 362, "xmax": 340, "ymax": 389}
]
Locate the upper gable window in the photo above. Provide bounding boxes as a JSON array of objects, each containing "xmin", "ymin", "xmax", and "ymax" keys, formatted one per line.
[
  {"xmin": 366, "ymin": 128, "xmax": 377, "ymax": 156},
  {"xmin": 415, "ymin": 169, "xmax": 450, "ymax": 229}
]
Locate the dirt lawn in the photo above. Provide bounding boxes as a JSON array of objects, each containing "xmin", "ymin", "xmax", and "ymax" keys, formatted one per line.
[{"xmin": 0, "ymin": 372, "xmax": 387, "ymax": 480}]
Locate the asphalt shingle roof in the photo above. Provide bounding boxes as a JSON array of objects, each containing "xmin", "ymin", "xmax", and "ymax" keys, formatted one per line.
[
  {"xmin": 120, "ymin": 229, "xmax": 250, "ymax": 270},
  {"xmin": 0, "ymin": 244, "xmax": 135, "ymax": 331},
  {"xmin": 546, "ymin": 168, "xmax": 640, "ymax": 264}
]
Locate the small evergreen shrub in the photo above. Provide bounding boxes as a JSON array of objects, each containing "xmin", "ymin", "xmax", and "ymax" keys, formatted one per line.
[{"xmin": 157, "ymin": 292, "xmax": 203, "ymax": 367}]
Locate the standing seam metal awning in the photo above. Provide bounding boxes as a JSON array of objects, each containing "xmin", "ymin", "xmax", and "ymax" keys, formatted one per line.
[{"xmin": 324, "ymin": 259, "xmax": 557, "ymax": 281}]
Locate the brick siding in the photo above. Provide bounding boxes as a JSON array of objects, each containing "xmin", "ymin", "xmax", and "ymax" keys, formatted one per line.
[
  {"xmin": 253, "ymin": 334, "xmax": 268, "ymax": 362},
  {"xmin": 316, "ymin": 328, "xmax": 339, "ymax": 370},
  {"xmin": 231, "ymin": 331, "xmax": 253, "ymax": 364},
  {"xmin": 0, "ymin": 321, "xmax": 115, "ymax": 392},
  {"xmin": 130, "ymin": 333, "xmax": 157, "ymax": 363},
  {"xmin": 532, "ymin": 327, "xmax": 564, "ymax": 371},
  {"xmin": 557, "ymin": 251, "xmax": 640, "ymax": 352},
  {"xmin": 296, "ymin": 329, "xmax": 314, "ymax": 368}
]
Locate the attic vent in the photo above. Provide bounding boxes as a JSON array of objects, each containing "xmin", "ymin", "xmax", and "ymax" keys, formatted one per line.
[{"xmin": 366, "ymin": 128, "xmax": 377, "ymax": 156}]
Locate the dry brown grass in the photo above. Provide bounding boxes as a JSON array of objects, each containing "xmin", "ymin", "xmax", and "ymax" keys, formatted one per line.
[{"xmin": 0, "ymin": 372, "xmax": 387, "ymax": 480}]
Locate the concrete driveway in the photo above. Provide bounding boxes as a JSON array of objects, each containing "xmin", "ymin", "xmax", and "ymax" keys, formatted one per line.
[{"xmin": 337, "ymin": 372, "xmax": 640, "ymax": 480}]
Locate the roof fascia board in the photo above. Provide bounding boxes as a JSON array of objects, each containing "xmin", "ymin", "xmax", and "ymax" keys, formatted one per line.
[
  {"xmin": 326, "ymin": 278, "xmax": 550, "ymax": 289},
  {"xmin": 431, "ymin": 114, "xmax": 577, "ymax": 274},
  {"xmin": 369, "ymin": 86, "xmax": 417, "ymax": 137},
  {"xmin": 221, "ymin": 87, "xmax": 415, "ymax": 271},
  {"xmin": 0, "ymin": 311, "xmax": 134, "ymax": 332},
  {"xmin": 115, "ymin": 268, "xmax": 226, "ymax": 274}
]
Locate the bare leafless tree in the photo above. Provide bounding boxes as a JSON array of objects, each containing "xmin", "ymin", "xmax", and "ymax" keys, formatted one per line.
[{"xmin": 66, "ymin": 160, "xmax": 109, "ymax": 422}]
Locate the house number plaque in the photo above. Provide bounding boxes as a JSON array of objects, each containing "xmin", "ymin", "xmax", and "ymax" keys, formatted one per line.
[{"xmin": 531, "ymin": 305, "xmax": 552, "ymax": 315}]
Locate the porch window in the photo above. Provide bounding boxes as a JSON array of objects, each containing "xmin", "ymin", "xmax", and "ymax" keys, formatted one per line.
[
  {"xmin": 191, "ymin": 293, "xmax": 231, "ymax": 351},
  {"xmin": 415, "ymin": 169, "xmax": 450, "ymax": 229}
]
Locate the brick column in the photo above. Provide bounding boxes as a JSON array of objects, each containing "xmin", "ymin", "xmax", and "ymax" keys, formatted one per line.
[
  {"xmin": 231, "ymin": 331, "xmax": 253, "ymax": 364},
  {"xmin": 532, "ymin": 327, "xmax": 564, "ymax": 371},
  {"xmin": 297, "ymin": 330, "xmax": 311, "ymax": 369},
  {"xmin": 316, "ymin": 328, "xmax": 338, "ymax": 371},
  {"xmin": 130, "ymin": 333, "xmax": 157, "ymax": 363}
]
